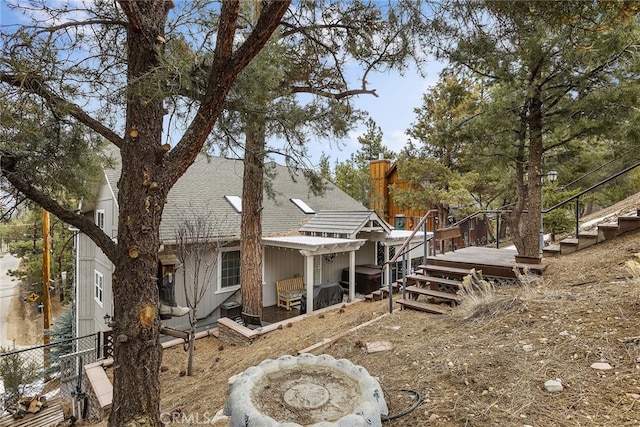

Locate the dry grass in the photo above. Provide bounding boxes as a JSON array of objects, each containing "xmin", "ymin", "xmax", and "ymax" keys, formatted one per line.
[{"xmin": 94, "ymin": 230, "xmax": 640, "ymax": 426}]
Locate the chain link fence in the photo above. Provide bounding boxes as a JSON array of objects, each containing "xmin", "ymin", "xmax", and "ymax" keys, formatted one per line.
[{"xmin": 0, "ymin": 333, "xmax": 100, "ymax": 411}]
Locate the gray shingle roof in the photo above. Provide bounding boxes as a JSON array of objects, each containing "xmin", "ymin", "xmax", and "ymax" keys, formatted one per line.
[
  {"xmin": 299, "ymin": 210, "xmax": 391, "ymax": 238},
  {"xmin": 101, "ymin": 153, "xmax": 367, "ymax": 241}
]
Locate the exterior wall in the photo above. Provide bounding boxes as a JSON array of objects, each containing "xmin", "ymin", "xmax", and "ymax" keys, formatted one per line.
[
  {"xmin": 320, "ymin": 252, "xmax": 350, "ymax": 285},
  {"xmin": 369, "ymin": 159, "xmax": 390, "ymax": 218},
  {"xmin": 263, "ymin": 246, "xmax": 305, "ymax": 307},
  {"xmin": 385, "ymin": 168, "xmax": 430, "ymax": 231},
  {"xmin": 369, "ymin": 160, "xmax": 432, "ymax": 231},
  {"xmin": 77, "ymin": 181, "xmax": 116, "ymax": 338},
  {"xmin": 161, "ymin": 243, "xmax": 244, "ymax": 331},
  {"xmin": 263, "ymin": 242, "xmax": 379, "ymax": 302}
]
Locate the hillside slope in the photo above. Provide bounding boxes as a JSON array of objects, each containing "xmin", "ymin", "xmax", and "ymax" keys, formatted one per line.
[{"xmin": 117, "ymin": 227, "xmax": 640, "ymax": 427}]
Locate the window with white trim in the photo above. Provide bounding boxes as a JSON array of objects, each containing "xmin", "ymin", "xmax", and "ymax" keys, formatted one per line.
[
  {"xmin": 220, "ymin": 249, "xmax": 240, "ymax": 290},
  {"xmin": 96, "ymin": 210, "xmax": 105, "ymax": 231},
  {"xmin": 94, "ymin": 270, "xmax": 104, "ymax": 306}
]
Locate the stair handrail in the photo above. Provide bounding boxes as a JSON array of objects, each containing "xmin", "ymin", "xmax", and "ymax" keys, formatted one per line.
[
  {"xmin": 382, "ymin": 209, "xmax": 438, "ymax": 314},
  {"xmin": 542, "ymin": 160, "xmax": 640, "ymax": 237},
  {"xmin": 559, "ymin": 147, "xmax": 640, "ymax": 191},
  {"xmin": 543, "ymin": 160, "xmax": 640, "ymax": 214},
  {"xmin": 385, "ymin": 209, "xmax": 439, "ymax": 267}
]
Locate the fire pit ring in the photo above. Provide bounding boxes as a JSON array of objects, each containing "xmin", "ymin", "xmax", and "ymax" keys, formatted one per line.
[{"xmin": 224, "ymin": 354, "xmax": 388, "ymax": 427}]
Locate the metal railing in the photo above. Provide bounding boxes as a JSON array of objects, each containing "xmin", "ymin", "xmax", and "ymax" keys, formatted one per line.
[
  {"xmin": 0, "ymin": 333, "xmax": 100, "ymax": 410},
  {"xmin": 382, "ymin": 209, "xmax": 438, "ymax": 313},
  {"xmin": 543, "ymin": 160, "xmax": 640, "ymax": 237}
]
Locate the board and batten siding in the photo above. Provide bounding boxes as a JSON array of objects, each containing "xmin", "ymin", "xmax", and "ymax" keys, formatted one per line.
[
  {"xmin": 161, "ymin": 245, "xmax": 244, "ymax": 331},
  {"xmin": 263, "ymin": 245, "xmax": 304, "ymax": 307}
]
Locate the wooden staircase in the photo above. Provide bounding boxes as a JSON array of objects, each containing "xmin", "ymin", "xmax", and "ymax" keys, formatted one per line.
[
  {"xmin": 543, "ymin": 212, "xmax": 640, "ymax": 257},
  {"xmin": 366, "ymin": 247, "xmax": 546, "ymax": 315},
  {"xmin": 395, "ymin": 264, "xmax": 468, "ymax": 314}
]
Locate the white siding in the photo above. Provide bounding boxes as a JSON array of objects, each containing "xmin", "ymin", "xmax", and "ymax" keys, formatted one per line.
[{"xmin": 76, "ymin": 182, "xmax": 116, "ymax": 337}]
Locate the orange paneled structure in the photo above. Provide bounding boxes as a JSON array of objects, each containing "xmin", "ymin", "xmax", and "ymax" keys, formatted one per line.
[
  {"xmin": 370, "ymin": 158, "xmax": 489, "ymax": 252},
  {"xmin": 370, "ymin": 158, "xmax": 433, "ymax": 231}
]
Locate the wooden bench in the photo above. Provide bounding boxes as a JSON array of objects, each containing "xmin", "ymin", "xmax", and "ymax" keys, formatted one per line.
[{"xmin": 276, "ymin": 276, "xmax": 305, "ymax": 310}]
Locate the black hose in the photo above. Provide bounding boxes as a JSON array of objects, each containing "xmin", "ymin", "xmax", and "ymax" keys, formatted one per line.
[{"xmin": 381, "ymin": 388, "xmax": 423, "ymax": 422}]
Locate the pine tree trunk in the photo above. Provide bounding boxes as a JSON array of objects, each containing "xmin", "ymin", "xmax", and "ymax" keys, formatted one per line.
[
  {"xmin": 108, "ymin": 2, "xmax": 169, "ymax": 424},
  {"xmin": 523, "ymin": 80, "xmax": 544, "ymax": 258},
  {"xmin": 507, "ymin": 57, "xmax": 545, "ymax": 259},
  {"xmin": 110, "ymin": 141, "xmax": 166, "ymax": 426},
  {"xmin": 505, "ymin": 111, "xmax": 529, "ymax": 255},
  {"xmin": 240, "ymin": 116, "xmax": 266, "ymax": 319}
]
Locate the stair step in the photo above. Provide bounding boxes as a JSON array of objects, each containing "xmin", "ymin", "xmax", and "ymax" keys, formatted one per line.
[
  {"xmin": 396, "ymin": 299, "xmax": 449, "ymax": 314},
  {"xmin": 380, "ymin": 285, "xmax": 398, "ymax": 295},
  {"xmin": 598, "ymin": 222, "xmax": 619, "ymax": 241},
  {"xmin": 616, "ymin": 216, "xmax": 640, "ymax": 234},
  {"xmin": 405, "ymin": 285, "xmax": 462, "ymax": 304},
  {"xmin": 543, "ymin": 244, "xmax": 560, "ymax": 256},
  {"xmin": 417, "ymin": 264, "xmax": 472, "ymax": 277},
  {"xmin": 402, "ymin": 274, "xmax": 462, "ymax": 288},
  {"xmin": 576, "ymin": 232, "xmax": 599, "ymax": 250},
  {"xmin": 598, "ymin": 222, "xmax": 618, "ymax": 228},
  {"xmin": 560, "ymin": 238, "xmax": 579, "ymax": 246}
]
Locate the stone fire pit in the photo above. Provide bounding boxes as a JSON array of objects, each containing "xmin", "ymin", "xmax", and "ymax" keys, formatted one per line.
[{"xmin": 225, "ymin": 354, "xmax": 388, "ymax": 427}]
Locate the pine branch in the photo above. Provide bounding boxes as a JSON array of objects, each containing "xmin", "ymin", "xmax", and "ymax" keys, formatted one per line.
[
  {"xmin": 0, "ymin": 151, "xmax": 118, "ymax": 261},
  {"xmin": 0, "ymin": 72, "xmax": 124, "ymax": 147}
]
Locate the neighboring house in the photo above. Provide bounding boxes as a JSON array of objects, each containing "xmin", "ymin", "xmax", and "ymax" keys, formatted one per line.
[
  {"xmin": 369, "ymin": 157, "xmax": 488, "ymax": 251},
  {"xmin": 74, "ymin": 154, "xmax": 427, "ymax": 337}
]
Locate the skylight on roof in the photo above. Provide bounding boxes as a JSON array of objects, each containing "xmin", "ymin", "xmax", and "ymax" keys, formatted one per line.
[
  {"xmin": 225, "ymin": 195, "xmax": 242, "ymax": 213},
  {"xmin": 291, "ymin": 198, "xmax": 315, "ymax": 214}
]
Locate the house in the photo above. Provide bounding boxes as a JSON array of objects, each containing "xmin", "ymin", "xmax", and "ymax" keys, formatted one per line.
[
  {"xmin": 74, "ymin": 154, "xmax": 428, "ymax": 338},
  {"xmin": 370, "ymin": 157, "xmax": 488, "ymax": 251}
]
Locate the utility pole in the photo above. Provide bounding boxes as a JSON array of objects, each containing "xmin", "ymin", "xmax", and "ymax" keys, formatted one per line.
[{"xmin": 42, "ymin": 209, "xmax": 52, "ymax": 345}]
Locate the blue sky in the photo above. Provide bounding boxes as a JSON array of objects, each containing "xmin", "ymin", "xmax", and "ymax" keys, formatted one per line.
[
  {"xmin": 0, "ymin": 1, "xmax": 445, "ymax": 167},
  {"xmin": 314, "ymin": 62, "xmax": 444, "ymax": 166}
]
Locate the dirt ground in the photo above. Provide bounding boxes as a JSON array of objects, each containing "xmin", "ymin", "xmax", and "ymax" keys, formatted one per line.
[
  {"xmin": 92, "ymin": 196, "xmax": 640, "ymax": 426},
  {"xmin": 95, "ymin": 239, "xmax": 639, "ymax": 426},
  {"xmin": 6, "ymin": 281, "xmax": 66, "ymax": 348}
]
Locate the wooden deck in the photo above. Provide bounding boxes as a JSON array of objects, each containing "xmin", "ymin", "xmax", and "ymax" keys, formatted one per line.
[
  {"xmin": 425, "ymin": 247, "xmax": 546, "ymax": 278},
  {"xmin": 262, "ymin": 304, "xmax": 302, "ymax": 324},
  {"xmin": 0, "ymin": 396, "xmax": 64, "ymax": 427}
]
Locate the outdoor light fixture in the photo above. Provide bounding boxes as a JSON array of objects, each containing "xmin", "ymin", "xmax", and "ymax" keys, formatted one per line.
[
  {"xmin": 540, "ymin": 170, "xmax": 559, "ymax": 253},
  {"xmin": 323, "ymin": 253, "xmax": 336, "ymax": 263},
  {"xmin": 103, "ymin": 313, "xmax": 111, "ymax": 325}
]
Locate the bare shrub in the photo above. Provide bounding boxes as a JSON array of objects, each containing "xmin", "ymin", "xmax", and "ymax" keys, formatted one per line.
[{"xmin": 455, "ymin": 269, "xmax": 525, "ymax": 321}]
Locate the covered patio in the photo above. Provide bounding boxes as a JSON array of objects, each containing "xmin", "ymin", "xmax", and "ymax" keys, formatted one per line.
[{"xmin": 262, "ymin": 235, "xmax": 366, "ymax": 314}]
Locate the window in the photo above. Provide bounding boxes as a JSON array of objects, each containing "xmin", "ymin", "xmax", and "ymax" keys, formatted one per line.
[
  {"xmin": 291, "ymin": 198, "xmax": 315, "ymax": 214},
  {"xmin": 224, "ymin": 195, "xmax": 242, "ymax": 213},
  {"xmin": 94, "ymin": 270, "xmax": 104, "ymax": 306},
  {"xmin": 96, "ymin": 210, "xmax": 105, "ymax": 231},
  {"xmin": 220, "ymin": 250, "xmax": 240, "ymax": 289}
]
